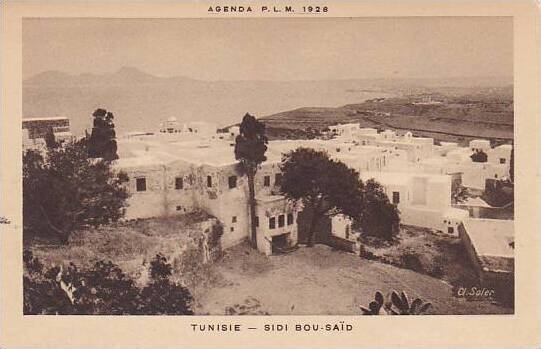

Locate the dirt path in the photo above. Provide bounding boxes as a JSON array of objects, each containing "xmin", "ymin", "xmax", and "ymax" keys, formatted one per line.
[{"xmin": 193, "ymin": 243, "xmax": 511, "ymax": 315}]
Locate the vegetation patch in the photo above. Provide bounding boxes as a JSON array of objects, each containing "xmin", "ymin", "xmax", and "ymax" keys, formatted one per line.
[
  {"xmin": 359, "ymin": 225, "xmax": 481, "ymax": 290},
  {"xmin": 26, "ymin": 211, "xmax": 223, "ymax": 290},
  {"xmin": 23, "ymin": 251, "xmax": 193, "ymax": 315}
]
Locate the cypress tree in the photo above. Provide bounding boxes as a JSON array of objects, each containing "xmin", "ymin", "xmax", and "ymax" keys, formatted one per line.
[{"xmin": 88, "ymin": 108, "xmax": 119, "ymax": 161}]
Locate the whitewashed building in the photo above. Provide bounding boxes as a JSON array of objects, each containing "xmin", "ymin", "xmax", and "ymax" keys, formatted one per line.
[
  {"xmin": 114, "ymin": 135, "xmax": 300, "ymax": 254},
  {"xmin": 111, "ymin": 120, "xmax": 512, "ymax": 254}
]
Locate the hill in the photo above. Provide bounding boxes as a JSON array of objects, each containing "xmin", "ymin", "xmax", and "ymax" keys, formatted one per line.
[
  {"xmin": 23, "ymin": 68, "xmax": 513, "ymax": 144},
  {"xmin": 260, "ymin": 86, "xmax": 513, "ymax": 145}
]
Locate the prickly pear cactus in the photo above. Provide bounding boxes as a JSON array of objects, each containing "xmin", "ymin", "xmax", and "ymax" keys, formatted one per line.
[
  {"xmin": 388, "ymin": 290, "xmax": 432, "ymax": 315},
  {"xmin": 359, "ymin": 291, "xmax": 386, "ymax": 315},
  {"xmin": 360, "ymin": 290, "xmax": 432, "ymax": 315}
]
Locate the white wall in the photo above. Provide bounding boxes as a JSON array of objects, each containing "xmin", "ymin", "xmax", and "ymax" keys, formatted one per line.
[
  {"xmin": 256, "ymin": 198, "xmax": 299, "ymax": 255},
  {"xmin": 330, "ymin": 214, "xmax": 361, "ymax": 243}
]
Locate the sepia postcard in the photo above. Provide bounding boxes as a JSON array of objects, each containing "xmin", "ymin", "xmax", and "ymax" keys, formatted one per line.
[{"xmin": 1, "ymin": 1, "xmax": 541, "ymax": 348}]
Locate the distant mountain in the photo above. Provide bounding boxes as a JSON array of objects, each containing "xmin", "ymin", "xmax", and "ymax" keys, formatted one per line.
[
  {"xmin": 23, "ymin": 67, "xmax": 395, "ymax": 135},
  {"xmin": 23, "ymin": 67, "xmax": 511, "ymax": 136},
  {"xmin": 24, "ymin": 66, "xmax": 195, "ymax": 86}
]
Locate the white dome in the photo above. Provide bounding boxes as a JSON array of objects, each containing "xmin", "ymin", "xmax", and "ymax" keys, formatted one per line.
[{"xmin": 167, "ymin": 116, "xmax": 178, "ymax": 122}]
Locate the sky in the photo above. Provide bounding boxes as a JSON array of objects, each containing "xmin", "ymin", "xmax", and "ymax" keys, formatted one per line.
[{"xmin": 23, "ymin": 17, "xmax": 513, "ymax": 81}]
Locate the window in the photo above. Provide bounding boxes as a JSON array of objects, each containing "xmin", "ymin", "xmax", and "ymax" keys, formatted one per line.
[
  {"xmin": 500, "ymin": 158, "xmax": 506, "ymax": 164},
  {"xmin": 345, "ymin": 225, "xmax": 350, "ymax": 239},
  {"xmin": 232, "ymin": 216, "xmax": 237, "ymax": 223},
  {"xmin": 269, "ymin": 217, "xmax": 276, "ymax": 229},
  {"xmin": 392, "ymin": 191, "xmax": 400, "ymax": 204},
  {"xmin": 448, "ymin": 227, "xmax": 454, "ymax": 235},
  {"xmin": 230, "ymin": 227, "xmax": 234, "ymax": 232},
  {"xmin": 255, "ymin": 216, "xmax": 259, "ymax": 227},
  {"xmin": 495, "ymin": 174, "xmax": 498, "ymax": 178},
  {"xmin": 287, "ymin": 213, "xmax": 294, "ymax": 225},
  {"xmin": 136, "ymin": 177, "xmax": 146, "ymax": 192},
  {"xmin": 263, "ymin": 175, "xmax": 271, "ymax": 187},
  {"xmin": 175, "ymin": 177, "xmax": 183, "ymax": 190},
  {"xmin": 228, "ymin": 175, "xmax": 237, "ymax": 189},
  {"xmin": 275, "ymin": 173, "xmax": 283, "ymax": 186},
  {"xmin": 207, "ymin": 175, "xmax": 212, "ymax": 188},
  {"xmin": 278, "ymin": 214, "xmax": 285, "ymax": 228},
  {"xmin": 176, "ymin": 206, "xmax": 182, "ymax": 211}
]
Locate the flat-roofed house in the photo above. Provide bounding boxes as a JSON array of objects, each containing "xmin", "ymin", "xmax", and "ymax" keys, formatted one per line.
[
  {"xmin": 114, "ymin": 136, "xmax": 300, "ymax": 254},
  {"xmin": 22, "ymin": 116, "xmax": 70, "ymax": 139},
  {"xmin": 22, "ymin": 116, "xmax": 74, "ymax": 149},
  {"xmin": 459, "ymin": 218, "xmax": 514, "ymax": 297},
  {"xmin": 359, "ymin": 171, "xmax": 463, "ymax": 232},
  {"xmin": 112, "ymin": 121, "xmax": 512, "ymax": 255},
  {"xmin": 255, "ymin": 195, "xmax": 299, "ymax": 255}
]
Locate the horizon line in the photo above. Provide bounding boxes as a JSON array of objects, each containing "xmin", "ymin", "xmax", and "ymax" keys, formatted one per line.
[{"xmin": 24, "ymin": 67, "xmax": 514, "ymax": 84}]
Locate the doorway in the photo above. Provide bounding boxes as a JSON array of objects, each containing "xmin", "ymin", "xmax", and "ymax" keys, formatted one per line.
[{"xmin": 271, "ymin": 233, "xmax": 289, "ymax": 254}]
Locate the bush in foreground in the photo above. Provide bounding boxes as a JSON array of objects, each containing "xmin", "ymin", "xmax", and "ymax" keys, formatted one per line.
[{"xmin": 23, "ymin": 251, "xmax": 193, "ymax": 315}]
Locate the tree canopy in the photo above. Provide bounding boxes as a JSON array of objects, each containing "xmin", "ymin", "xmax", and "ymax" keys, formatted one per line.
[
  {"xmin": 280, "ymin": 147, "xmax": 400, "ymax": 243},
  {"xmin": 234, "ymin": 113, "xmax": 268, "ymax": 249},
  {"xmin": 88, "ymin": 108, "xmax": 119, "ymax": 161},
  {"xmin": 280, "ymin": 148, "xmax": 364, "ymax": 245},
  {"xmin": 357, "ymin": 179, "xmax": 400, "ymax": 240},
  {"xmin": 23, "ymin": 139, "xmax": 129, "ymax": 244},
  {"xmin": 234, "ymin": 113, "xmax": 268, "ymax": 169}
]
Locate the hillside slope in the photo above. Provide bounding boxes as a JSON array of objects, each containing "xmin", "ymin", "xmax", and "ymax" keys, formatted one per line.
[{"xmin": 260, "ymin": 87, "xmax": 513, "ymax": 145}]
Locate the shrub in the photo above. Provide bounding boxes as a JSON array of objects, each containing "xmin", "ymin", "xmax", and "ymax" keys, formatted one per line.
[
  {"xmin": 357, "ymin": 179, "xmax": 400, "ymax": 241},
  {"xmin": 72, "ymin": 261, "xmax": 140, "ymax": 315},
  {"xmin": 139, "ymin": 254, "xmax": 194, "ymax": 315},
  {"xmin": 23, "ymin": 140, "xmax": 128, "ymax": 244},
  {"xmin": 23, "ymin": 250, "xmax": 193, "ymax": 315},
  {"xmin": 23, "ymin": 251, "xmax": 75, "ymax": 314},
  {"xmin": 400, "ymin": 251, "xmax": 424, "ymax": 274},
  {"xmin": 359, "ymin": 245, "xmax": 378, "ymax": 261},
  {"xmin": 428, "ymin": 255, "xmax": 446, "ymax": 278}
]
